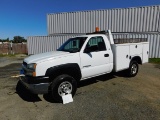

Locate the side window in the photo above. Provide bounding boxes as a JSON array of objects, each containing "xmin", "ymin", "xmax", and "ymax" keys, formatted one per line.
[{"xmin": 85, "ymin": 36, "xmax": 106, "ymax": 52}]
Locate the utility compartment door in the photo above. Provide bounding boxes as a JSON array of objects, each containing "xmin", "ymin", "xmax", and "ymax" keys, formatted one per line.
[
  {"xmin": 112, "ymin": 44, "xmax": 130, "ymax": 72},
  {"xmin": 142, "ymin": 42, "xmax": 149, "ymax": 63},
  {"xmin": 130, "ymin": 43, "xmax": 143, "ymax": 55}
]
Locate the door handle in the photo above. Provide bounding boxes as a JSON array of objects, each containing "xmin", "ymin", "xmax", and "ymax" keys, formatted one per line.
[{"xmin": 104, "ymin": 54, "xmax": 109, "ymax": 57}]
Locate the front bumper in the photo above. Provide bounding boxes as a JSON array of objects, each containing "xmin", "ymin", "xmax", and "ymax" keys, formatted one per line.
[{"xmin": 20, "ymin": 76, "xmax": 50, "ymax": 94}]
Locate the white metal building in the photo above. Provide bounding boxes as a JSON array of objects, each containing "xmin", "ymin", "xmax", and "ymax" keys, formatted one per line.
[{"xmin": 28, "ymin": 5, "xmax": 160, "ymax": 58}]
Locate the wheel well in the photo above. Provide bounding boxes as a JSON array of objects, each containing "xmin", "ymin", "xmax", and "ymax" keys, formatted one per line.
[
  {"xmin": 46, "ymin": 64, "xmax": 82, "ymax": 82},
  {"xmin": 131, "ymin": 56, "xmax": 142, "ymax": 64},
  {"xmin": 54, "ymin": 68, "xmax": 81, "ymax": 81}
]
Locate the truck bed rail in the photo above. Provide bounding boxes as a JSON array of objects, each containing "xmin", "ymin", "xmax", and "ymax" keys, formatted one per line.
[{"xmin": 114, "ymin": 38, "xmax": 147, "ymax": 44}]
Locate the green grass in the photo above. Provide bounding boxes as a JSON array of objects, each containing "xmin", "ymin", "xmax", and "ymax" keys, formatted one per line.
[
  {"xmin": 0, "ymin": 53, "xmax": 28, "ymax": 57},
  {"xmin": 0, "ymin": 54, "xmax": 16, "ymax": 57},
  {"xmin": 149, "ymin": 58, "xmax": 160, "ymax": 64}
]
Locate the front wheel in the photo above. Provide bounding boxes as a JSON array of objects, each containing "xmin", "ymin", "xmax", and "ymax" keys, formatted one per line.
[
  {"xmin": 50, "ymin": 74, "xmax": 77, "ymax": 102},
  {"xmin": 127, "ymin": 61, "xmax": 139, "ymax": 77}
]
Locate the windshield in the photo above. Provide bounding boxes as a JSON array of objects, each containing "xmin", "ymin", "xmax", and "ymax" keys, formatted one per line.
[{"xmin": 57, "ymin": 37, "xmax": 87, "ymax": 53}]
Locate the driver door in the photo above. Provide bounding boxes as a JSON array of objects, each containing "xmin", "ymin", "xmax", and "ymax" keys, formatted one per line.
[{"xmin": 80, "ymin": 36, "xmax": 110, "ymax": 79}]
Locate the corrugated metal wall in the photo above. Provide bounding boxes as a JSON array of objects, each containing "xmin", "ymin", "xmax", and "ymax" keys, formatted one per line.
[
  {"xmin": 47, "ymin": 5, "xmax": 160, "ymax": 34},
  {"xmin": 27, "ymin": 5, "xmax": 160, "ymax": 58},
  {"xmin": 27, "ymin": 35, "xmax": 77, "ymax": 55},
  {"xmin": 27, "ymin": 34, "xmax": 160, "ymax": 58}
]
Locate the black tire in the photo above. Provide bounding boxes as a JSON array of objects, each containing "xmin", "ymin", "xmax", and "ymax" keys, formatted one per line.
[
  {"xmin": 50, "ymin": 74, "xmax": 77, "ymax": 102},
  {"xmin": 127, "ymin": 61, "xmax": 139, "ymax": 77}
]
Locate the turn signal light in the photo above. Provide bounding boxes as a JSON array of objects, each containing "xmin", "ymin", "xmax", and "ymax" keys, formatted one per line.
[{"xmin": 33, "ymin": 72, "xmax": 36, "ymax": 77}]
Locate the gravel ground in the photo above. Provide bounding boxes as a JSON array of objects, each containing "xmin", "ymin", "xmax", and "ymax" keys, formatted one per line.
[
  {"xmin": 0, "ymin": 57, "xmax": 160, "ymax": 120},
  {"xmin": 0, "ymin": 54, "xmax": 26, "ymax": 67}
]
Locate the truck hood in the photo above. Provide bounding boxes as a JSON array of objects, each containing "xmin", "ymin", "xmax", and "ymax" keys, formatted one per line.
[{"xmin": 24, "ymin": 51, "xmax": 70, "ymax": 64}]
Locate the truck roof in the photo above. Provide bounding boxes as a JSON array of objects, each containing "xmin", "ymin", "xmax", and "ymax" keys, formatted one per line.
[{"xmin": 75, "ymin": 34, "xmax": 107, "ymax": 38}]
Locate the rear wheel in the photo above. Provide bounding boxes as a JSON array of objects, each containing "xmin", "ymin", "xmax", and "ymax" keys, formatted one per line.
[
  {"xmin": 50, "ymin": 74, "xmax": 77, "ymax": 102},
  {"xmin": 127, "ymin": 61, "xmax": 139, "ymax": 77}
]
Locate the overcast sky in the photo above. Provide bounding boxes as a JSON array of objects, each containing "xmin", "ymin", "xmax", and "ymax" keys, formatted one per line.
[{"xmin": 0, "ymin": 0, "xmax": 159, "ymax": 39}]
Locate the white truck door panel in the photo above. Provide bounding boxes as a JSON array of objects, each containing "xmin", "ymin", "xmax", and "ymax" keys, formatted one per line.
[
  {"xmin": 80, "ymin": 36, "xmax": 111, "ymax": 79},
  {"xmin": 80, "ymin": 51, "xmax": 110, "ymax": 78},
  {"xmin": 130, "ymin": 43, "xmax": 143, "ymax": 55},
  {"xmin": 142, "ymin": 42, "xmax": 149, "ymax": 63}
]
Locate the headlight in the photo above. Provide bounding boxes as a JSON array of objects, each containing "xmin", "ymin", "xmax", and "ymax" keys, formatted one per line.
[{"xmin": 27, "ymin": 63, "xmax": 36, "ymax": 70}]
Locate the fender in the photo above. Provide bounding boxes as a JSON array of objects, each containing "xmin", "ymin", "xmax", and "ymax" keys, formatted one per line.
[{"xmin": 45, "ymin": 63, "xmax": 82, "ymax": 82}]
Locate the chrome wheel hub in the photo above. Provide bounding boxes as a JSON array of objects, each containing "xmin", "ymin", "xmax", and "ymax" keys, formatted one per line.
[
  {"xmin": 58, "ymin": 81, "xmax": 72, "ymax": 96},
  {"xmin": 131, "ymin": 64, "xmax": 137, "ymax": 74}
]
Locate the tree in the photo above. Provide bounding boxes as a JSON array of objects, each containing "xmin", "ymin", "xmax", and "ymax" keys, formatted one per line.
[
  {"xmin": 13, "ymin": 36, "xmax": 27, "ymax": 43},
  {"xmin": 0, "ymin": 38, "xmax": 9, "ymax": 42},
  {"xmin": 6, "ymin": 38, "xmax": 9, "ymax": 42}
]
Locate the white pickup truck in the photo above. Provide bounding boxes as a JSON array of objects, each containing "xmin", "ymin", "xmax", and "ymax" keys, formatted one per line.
[{"xmin": 20, "ymin": 30, "xmax": 149, "ymax": 102}]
